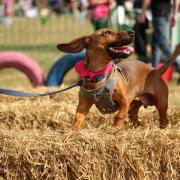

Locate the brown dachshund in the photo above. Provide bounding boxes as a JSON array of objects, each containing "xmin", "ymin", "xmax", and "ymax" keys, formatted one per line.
[{"xmin": 57, "ymin": 28, "xmax": 180, "ymax": 130}]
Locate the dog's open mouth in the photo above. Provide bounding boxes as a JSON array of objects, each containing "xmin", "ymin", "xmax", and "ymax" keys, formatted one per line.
[
  {"xmin": 110, "ymin": 46, "xmax": 134, "ymax": 55},
  {"xmin": 107, "ymin": 42, "xmax": 135, "ymax": 58}
]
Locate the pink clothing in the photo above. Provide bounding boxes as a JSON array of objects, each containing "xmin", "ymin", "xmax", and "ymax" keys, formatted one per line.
[
  {"xmin": 6, "ymin": 0, "xmax": 14, "ymax": 16},
  {"xmin": 90, "ymin": 4, "xmax": 109, "ymax": 20},
  {"xmin": 75, "ymin": 60, "xmax": 113, "ymax": 80}
]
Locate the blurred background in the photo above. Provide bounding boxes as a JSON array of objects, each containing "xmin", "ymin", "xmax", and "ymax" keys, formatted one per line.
[{"xmin": 0, "ymin": 0, "xmax": 180, "ymax": 88}]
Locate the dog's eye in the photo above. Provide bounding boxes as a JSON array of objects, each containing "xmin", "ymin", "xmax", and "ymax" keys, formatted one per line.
[{"xmin": 103, "ymin": 31, "xmax": 112, "ymax": 35}]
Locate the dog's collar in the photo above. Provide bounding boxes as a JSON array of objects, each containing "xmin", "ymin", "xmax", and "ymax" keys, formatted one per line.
[
  {"xmin": 84, "ymin": 74, "xmax": 109, "ymax": 83},
  {"xmin": 75, "ymin": 60, "xmax": 113, "ymax": 82}
]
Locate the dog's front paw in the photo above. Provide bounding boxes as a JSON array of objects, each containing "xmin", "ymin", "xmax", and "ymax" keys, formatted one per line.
[
  {"xmin": 112, "ymin": 120, "xmax": 124, "ymax": 129},
  {"xmin": 112, "ymin": 115, "xmax": 126, "ymax": 129},
  {"xmin": 71, "ymin": 125, "xmax": 81, "ymax": 131}
]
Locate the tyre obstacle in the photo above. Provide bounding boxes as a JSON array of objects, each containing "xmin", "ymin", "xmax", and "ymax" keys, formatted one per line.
[
  {"xmin": 46, "ymin": 50, "xmax": 85, "ymax": 86},
  {"xmin": 0, "ymin": 51, "xmax": 45, "ymax": 86},
  {"xmin": 0, "ymin": 50, "xmax": 86, "ymax": 86}
]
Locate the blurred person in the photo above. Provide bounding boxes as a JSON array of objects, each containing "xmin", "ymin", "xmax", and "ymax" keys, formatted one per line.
[
  {"xmin": 5, "ymin": 0, "xmax": 14, "ymax": 16},
  {"xmin": 65, "ymin": 0, "xmax": 77, "ymax": 12},
  {"xmin": 138, "ymin": 0, "xmax": 180, "ymax": 73},
  {"xmin": 48, "ymin": 0, "xmax": 61, "ymax": 14},
  {"xmin": 19, "ymin": 0, "xmax": 38, "ymax": 17},
  {"xmin": 88, "ymin": 0, "xmax": 113, "ymax": 30},
  {"xmin": 0, "ymin": 2, "xmax": 3, "ymax": 26},
  {"xmin": 2, "ymin": 0, "xmax": 14, "ymax": 26},
  {"xmin": 115, "ymin": 0, "xmax": 125, "ymax": 27},
  {"xmin": 73, "ymin": 0, "xmax": 89, "ymax": 22},
  {"xmin": 36, "ymin": 0, "xmax": 47, "ymax": 11},
  {"xmin": 133, "ymin": 0, "xmax": 149, "ymax": 63}
]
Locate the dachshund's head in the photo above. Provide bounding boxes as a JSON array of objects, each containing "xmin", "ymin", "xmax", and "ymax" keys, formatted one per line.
[{"xmin": 57, "ymin": 28, "xmax": 134, "ymax": 59}]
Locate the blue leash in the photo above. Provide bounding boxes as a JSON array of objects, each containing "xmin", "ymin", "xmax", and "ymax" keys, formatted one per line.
[{"xmin": 0, "ymin": 81, "xmax": 82, "ymax": 97}]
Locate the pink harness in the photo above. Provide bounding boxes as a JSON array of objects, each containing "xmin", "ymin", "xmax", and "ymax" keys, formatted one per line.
[{"xmin": 75, "ymin": 60, "xmax": 113, "ymax": 81}]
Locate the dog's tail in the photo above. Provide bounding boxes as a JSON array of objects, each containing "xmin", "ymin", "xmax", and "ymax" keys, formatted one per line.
[{"xmin": 158, "ymin": 43, "xmax": 180, "ymax": 75}]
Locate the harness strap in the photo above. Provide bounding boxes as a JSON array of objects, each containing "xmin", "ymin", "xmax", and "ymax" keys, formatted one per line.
[
  {"xmin": 116, "ymin": 67, "xmax": 128, "ymax": 87},
  {"xmin": 0, "ymin": 81, "xmax": 82, "ymax": 97},
  {"xmin": 79, "ymin": 67, "xmax": 119, "ymax": 114},
  {"xmin": 79, "ymin": 66, "xmax": 128, "ymax": 114},
  {"xmin": 85, "ymin": 73, "xmax": 109, "ymax": 83}
]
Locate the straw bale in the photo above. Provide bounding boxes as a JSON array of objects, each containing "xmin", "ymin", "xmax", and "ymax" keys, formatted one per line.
[{"xmin": 0, "ymin": 85, "xmax": 179, "ymax": 179}]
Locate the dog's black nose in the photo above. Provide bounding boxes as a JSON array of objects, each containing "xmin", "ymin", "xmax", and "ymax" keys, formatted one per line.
[{"xmin": 128, "ymin": 31, "xmax": 135, "ymax": 37}]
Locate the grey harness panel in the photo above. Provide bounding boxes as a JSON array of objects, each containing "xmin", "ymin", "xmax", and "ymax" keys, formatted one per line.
[{"xmin": 79, "ymin": 67, "xmax": 122, "ymax": 114}]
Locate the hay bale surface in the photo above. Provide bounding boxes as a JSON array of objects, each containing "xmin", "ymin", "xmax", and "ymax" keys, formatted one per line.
[{"xmin": 0, "ymin": 85, "xmax": 179, "ymax": 179}]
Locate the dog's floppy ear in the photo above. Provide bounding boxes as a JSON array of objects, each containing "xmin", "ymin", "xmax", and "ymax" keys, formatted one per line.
[{"xmin": 57, "ymin": 36, "xmax": 90, "ymax": 53}]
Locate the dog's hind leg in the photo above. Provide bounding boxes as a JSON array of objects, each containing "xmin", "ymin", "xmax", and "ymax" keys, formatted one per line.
[
  {"xmin": 154, "ymin": 84, "xmax": 169, "ymax": 128},
  {"xmin": 128, "ymin": 101, "xmax": 142, "ymax": 128},
  {"xmin": 155, "ymin": 94, "xmax": 169, "ymax": 128},
  {"xmin": 72, "ymin": 97, "xmax": 92, "ymax": 131}
]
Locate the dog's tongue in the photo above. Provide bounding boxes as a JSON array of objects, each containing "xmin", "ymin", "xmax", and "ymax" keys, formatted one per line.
[{"xmin": 114, "ymin": 46, "xmax": 134, "ymax": 54}]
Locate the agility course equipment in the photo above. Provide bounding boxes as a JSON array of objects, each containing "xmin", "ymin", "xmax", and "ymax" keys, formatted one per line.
[
  {"xmin": 158, "ymin": 63, "xmax": 175, "ymax": 82},
  {"xmin": 0, "ymin": 51, "xmax": 45, "ymax": 86},
  {"xmin": 46, "ymin": 50, "xmax": 86, "ymax": 86},
  {"xmin": 0, "ymin": 50, "xmax": 85, "ymax": 87}
]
